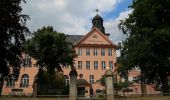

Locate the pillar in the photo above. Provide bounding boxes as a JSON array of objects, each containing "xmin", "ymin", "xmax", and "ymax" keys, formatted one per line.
[
  {"xmin": 105, "ymin": 70, "xmax": 114, "ymax": 100},
  {"xmin": 69, "ymin": 70, "xmax": 78, "ymax": 100}
]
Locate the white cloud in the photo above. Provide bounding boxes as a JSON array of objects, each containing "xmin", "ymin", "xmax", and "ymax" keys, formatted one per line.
[
  {"xmin": 104, "ymin": 9, "xmax": 132, "ymax": 57},
  {"xmin": 104, "ymin": 9, "xmax": 132, "ymax": 43},
  {"xmin": 22, "ymin": 0, "xmax": 121, "ymax": 34},
  {"xmin": 22, "ymin": 0, "xmax": 132, "ymax": 44}
]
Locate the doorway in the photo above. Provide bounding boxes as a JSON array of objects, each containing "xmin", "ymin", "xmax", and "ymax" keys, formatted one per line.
[{"xmin": 78, "ymin": 87, "xmax": 85, "ymax": 96}]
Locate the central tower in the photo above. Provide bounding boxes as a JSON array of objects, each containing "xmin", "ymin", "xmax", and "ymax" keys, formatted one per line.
[{"xmin": 92, "ymin": 13, "xmax": 105, "ymax": 34}]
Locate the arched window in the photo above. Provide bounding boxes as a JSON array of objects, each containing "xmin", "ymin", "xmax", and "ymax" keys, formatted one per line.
[{"xmin": 20, "ymin": 74, "xmax": 29, "ymax": 88}]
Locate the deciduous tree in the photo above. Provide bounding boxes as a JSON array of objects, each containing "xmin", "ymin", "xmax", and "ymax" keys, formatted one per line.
[
  {"xmin": 25, "ymin": 26, "xmax": 76, "ymax": 90},
  {"xmin": 0, "ymin": 0, "xmax": 29, "ymax": 95},
  {"xmin": 119, "ymin": 0, "xmax": 170, "ymax": 94}
]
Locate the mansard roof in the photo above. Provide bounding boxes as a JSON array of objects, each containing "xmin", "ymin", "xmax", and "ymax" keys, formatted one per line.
[{"xmin": 66, "ymin": 35, "xmax": 83, "ymax": 44}]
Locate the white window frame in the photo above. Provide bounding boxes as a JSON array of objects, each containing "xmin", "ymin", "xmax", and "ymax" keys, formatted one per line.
[
  {"xmin": 93, "ymin": 49, "xmax": 98, "ymax": 56},
  {"xmin": 108, "ymin": 48, "xmax": 112, "ymax": 56},
  {"xmin": 6, "ymin": 77, "xmax": 15, "ymax": 87},
  {"xmin": 101, "ymin": 48, "xmax": 105, "ymax": 56},
  {"xmin": 109, "ymin": 61, "xmax": 113, "ymax": 70},
  {"xmin": 86, "ymin": 49, "xmax": 90, "ymax": 56},
  {"xmin": 89, "ymin": 75, "xmax": 94, "ymax": 84},
  {"xmin": 78, "ymin": 49, "xmax": 82, "ymax": 56},
  {"xmin": 23, "ymin": 54, "xmax": 32, "ymax": 67},
  {"xmin": 64, "ymin": 75, "xmax": 69, "ymax": 85},
  {"xmin": 94, "ymin": 61, "xmax": 98, "ymax": 70},
  {"xmin": 86, "ymin": 61, "xmax": 90, "ymax": 70},
  {"xmin": 78, "ymin": 61, "xmax": 82, "ymax": 70},
  {"xmin": 20, "ymin": 74, "xmax": 29, "ymax": 88},
  {"xmin": 102, "ymin": 61, "xmax": 106, "ymax": 70}
]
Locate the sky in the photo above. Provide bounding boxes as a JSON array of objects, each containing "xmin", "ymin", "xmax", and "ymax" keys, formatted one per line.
[{"xmin": 22, "ymin": 0, "xmax": 133, "ymax": 43}]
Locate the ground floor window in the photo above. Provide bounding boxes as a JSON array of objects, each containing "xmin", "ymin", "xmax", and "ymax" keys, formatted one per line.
[
  {"xmin": 89, "ymin": 75, "xmax": 94, "ymax": 84},
  {"xmin": 20, "ymin": 74, "xmax": 29, "ymax": 88},
  {"xmin": 6, "ymin": 77, "xmax": 15, "ymax": 87}
]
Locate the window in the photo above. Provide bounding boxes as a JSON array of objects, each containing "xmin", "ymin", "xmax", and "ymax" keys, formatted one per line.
[
  {"xmin": 89, "ymin": 75, "xmax": 94, "ymax": 84},
  {"xmin": 20, "ymin": 74, "xmax": 29, "ymax": 88},
  {"xmin": 108, "ymin": 48, "xmax": 112, "ymax": 56},
  {"xmin": 93, "ymin": 49, "xmax": 97, "ymax": 56},
  {"xmin": 6, "ymin": 76, "xmax": 15, "ymax": 87},
  {"xmin": 133, "ymin": 76, "xmax": 138, "ymax": 81},
  {"xmin": 63, "ymin": 63, "xmax": 69, "ymax": 69},
  {"xmin": 23, "ymin": 54, "xmax": 32, "ymax": 67},
  {"xmin": 101, "ymin": 61, "xmax": 106, "ymax": 70},
  {"xmin": 64, "ymin": 75, "xmax": 69, "ymax": 85},
  {"xmin": 94, "ymin": 61, "xmax": 98, "ymax": 70},
  {"xmin": 78, "ymin": 49, "xmax": 82, "ymax": 56},
  {"xmin": 78, "ymin": 61, "xmax": 82, "ymax": 70},
  {"xmin": 86, "ymin": 49, "xmax": 90, "ymax": 56},
  {"xmin": 86, "ymin": 61, "xmax": 90, "ymax": 70},
  {"xmin": 109, "ymin": 61, "xmax": 113, "ymax": 70},
  {"xmin": 101, "ymin": 48, "xmax": 105, "ymax": 56}
]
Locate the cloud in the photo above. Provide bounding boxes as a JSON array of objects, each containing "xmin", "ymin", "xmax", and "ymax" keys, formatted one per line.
[
  {"xmin": 104, "ymin": 9, "xmax": 132, "ymax": 43},
  {"xmin": 22, "ymin": 0, "xmax": 122, "ymax": 34},
  {"xmin": 104, "ymin": 9, "xmax": 132, "ymax": 57},
  {"xmin": 22, "ymin": 0, "xmax": 132, "ymax": 44}
]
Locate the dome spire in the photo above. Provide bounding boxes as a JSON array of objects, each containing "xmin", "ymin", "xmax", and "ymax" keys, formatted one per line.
[{"xmin": 92, "ymin": 9, "xmax": 105, "ymax": 34}]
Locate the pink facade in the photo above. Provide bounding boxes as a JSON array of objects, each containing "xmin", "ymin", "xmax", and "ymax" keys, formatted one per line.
[
  {"xmin": 1, "ymin": 14, "xmax": 161, "ymax": 96},
  {"xmin": 124, "ymin": 68, "xmax": 161, "ymax": 95},
  {"xmin": 1, "ymin": 54, "xmax": 39, "ymax": 95},
  {"xmin": 63, "ymin": 28, "xmax": 117, "ymax": 96},
  {"xmin": 1, "ymin": 27, "xmax": 116, "ymax": 96}
]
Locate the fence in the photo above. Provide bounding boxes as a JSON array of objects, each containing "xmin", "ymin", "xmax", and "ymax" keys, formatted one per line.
[{"xmin": 0, "ymin": 94, "xmax": 170, "ymax": 100}]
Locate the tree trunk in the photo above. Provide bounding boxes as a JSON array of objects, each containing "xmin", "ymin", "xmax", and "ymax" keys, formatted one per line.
[
  {"xmin": 47, "ymin": 65, "xmax": 55, "ymax": 89},
  {"xmin": 0, "ymin": 77, "xmax": 4, "ymax": 96},
  {"xmin": 141, "ymin": 70, "xmax": 147, "ymax": 96},
  {"xmin": 160, "ymin": 71, "xmax": 169, "ymax": 95},
  {"xmin": 141, "ymin": 82, "xmax": 147, "ymax": 96}
]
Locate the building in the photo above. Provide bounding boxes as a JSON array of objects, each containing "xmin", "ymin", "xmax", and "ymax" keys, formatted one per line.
[
  {"xmin": 1, "ymin": 54, "xmax": 39, "ymax": 95},
  {"xmin": 62, "ymin": 14, "xmax": 117, "ymax": 96},
  {"xmin": 1, "ymin": 14, "xmax": 116, "ymax": 96},
  {"xmin": 2, "ymin": 13, "xmax": 160, "ymax": 96},
  {"xmin": 125, "ymin": 68, "xmax": 161, "ymax": 95}
]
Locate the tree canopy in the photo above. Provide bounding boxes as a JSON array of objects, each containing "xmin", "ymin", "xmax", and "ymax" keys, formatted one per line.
[
  {"xmin": 0, "ymin": 0, "xmax": 29, "ymax": 77},
  {"xmin": 25, "ymin": 26, "xmax": 76, "ymax": 72},
  {"xmin": 25, "ymin": 26, "xmax": 76, "ymax": 90},
  {"xmin": 119, "ymin": 0, "xmax": 170, "ymax": 94},
  {"xmin": 0, "ymin": 0, "xmax": 29, "ymax": 95}
]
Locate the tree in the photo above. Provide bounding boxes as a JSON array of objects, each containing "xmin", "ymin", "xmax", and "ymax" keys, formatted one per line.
[
  {"xmin": 37, "ymin": 68, "xmax": 69, "ymax": 95},
  {"xmin": 0, "ymin": 0, "xmax": 29, "ymax": 95},
  {"xmin": 25, "ymin": 26, "xmax": 76, "ymax": 90},
  {"xmin": 99, "ymin": 75, "xmax": 130, "ymax": 95},
  {"xmin": 119, "ymin": 0, "xmax": 170, "ymax": 94}
]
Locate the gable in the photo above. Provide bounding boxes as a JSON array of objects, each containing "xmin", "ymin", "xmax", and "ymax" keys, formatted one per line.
[{"xmin": 74, "ymin": 28, "xmax": 116, "ymax": 47}]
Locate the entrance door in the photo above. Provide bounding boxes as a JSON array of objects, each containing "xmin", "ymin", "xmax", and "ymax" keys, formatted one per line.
[{"xmin": 78, "ymin": 87, "xmax": 85, "ymax": 96}]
